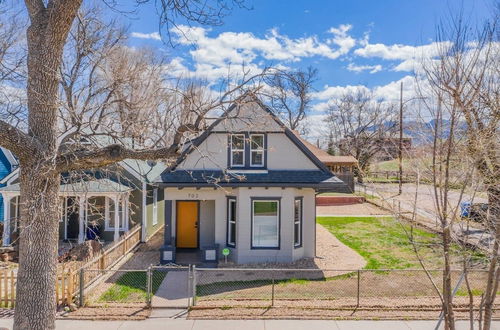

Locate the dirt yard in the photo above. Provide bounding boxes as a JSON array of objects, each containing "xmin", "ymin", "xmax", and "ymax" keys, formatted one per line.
[
  {"xmin": 215, "ymin": 224, "xmax": 366, "ymax": 275},
  {"xmin": 316, "ymin": 203, "xmax": 389, "ymax": 216}
]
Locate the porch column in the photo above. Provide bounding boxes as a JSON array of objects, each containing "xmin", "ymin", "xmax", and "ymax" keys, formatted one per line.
[
  {"xmin": 78, "ymin": 196, "xmax": 86, "ymax": 244},
  {"xmin": 2, "ymin": 195, "xmax": 11, "ymax": 246},
  {"xmin": 122, "ymin": 194, "xmax": 128, "ymax": 231},
  {"xmin": 114, "ymin": 194, "xmax": 120, "ymax": 241},
  {"xmin": 141, "ymin": 182, "xmax": 147, "ymax": 242}
]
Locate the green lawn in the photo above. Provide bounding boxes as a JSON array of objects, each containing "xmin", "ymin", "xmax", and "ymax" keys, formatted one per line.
[
  {"xmin": 99, "ymin": 270, "xmax": 167, "ymax": 302},
  {"xmin": 372, "ymin": 159, "xmax": 404, "ymax": 172},
  {"xmin": 317, "ymin": 216, "xmax": 485, "ymax": 270}
]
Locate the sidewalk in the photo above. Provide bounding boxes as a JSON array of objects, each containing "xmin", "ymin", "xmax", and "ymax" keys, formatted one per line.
[{"xmin": 0, "ymin": 318, "xmax": 497, "ymax": 330}]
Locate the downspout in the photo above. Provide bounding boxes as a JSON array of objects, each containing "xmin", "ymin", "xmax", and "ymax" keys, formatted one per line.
[{"xmin": 141, "ymin": 181, "xmax": 147, "ymax": 242}]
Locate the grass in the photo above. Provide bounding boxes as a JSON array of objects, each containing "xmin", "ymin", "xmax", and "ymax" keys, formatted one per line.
[
  {"xmin": 99, "ymin": 270, "xmax": 167, "ymax": 302},
  {"xmin": 373, "ymin": 159, "xmax": 405, "ymax": 172},
  {"xmin": 316, "ymin": 216, "xmax": 485, "ymax": 270}
]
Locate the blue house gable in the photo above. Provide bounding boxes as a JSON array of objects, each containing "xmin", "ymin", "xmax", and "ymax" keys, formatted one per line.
[{"xmin": 0, "ymin": 148, "xmax": 18, "ymax": 222}]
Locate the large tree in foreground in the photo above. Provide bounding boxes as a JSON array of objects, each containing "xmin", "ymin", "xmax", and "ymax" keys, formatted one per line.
[
  {"xmin": 422, "ymin": 11, "xmax": 499, "ymax": 329},
  {"xmin": 0, "ymin": 1, "xmax": 248, "ymax": 329}
]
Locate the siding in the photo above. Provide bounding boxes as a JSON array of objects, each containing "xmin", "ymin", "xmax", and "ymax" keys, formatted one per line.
[{"xmin": 0, "ymin": 151, "xmax": 13, "ymax": 222}]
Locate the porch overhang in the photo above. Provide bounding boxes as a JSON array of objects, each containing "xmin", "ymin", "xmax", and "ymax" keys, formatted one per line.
[
  {"xmin": 156, "ymin": 170, "xmax": 349, "ymax": 192},
  {"xmin": 0, "ymin": 178, "xmax": 133, "ymax": 197},
  {"xmin": 0, "ymin": 179, "xmax": 133, "ymax": 246}
]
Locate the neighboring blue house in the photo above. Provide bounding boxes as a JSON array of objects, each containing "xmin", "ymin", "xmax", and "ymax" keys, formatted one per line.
[{"xmin": 0, "ymin": 147, "xmax": 18, "ymax": 222}]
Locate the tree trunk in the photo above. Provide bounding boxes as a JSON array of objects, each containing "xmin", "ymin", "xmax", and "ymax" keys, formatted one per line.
[
  {"xmin": 482, "ymin": 186, "xmax": 500, "ymax": 330},
  {"xmin": 442, "ymin": 227, "xmax": 456, "ymax": 330},
  {"xmin": 13, "ymin": 166, "xmax": 60, "ymax": 330},
  {"xmin": 13, "ymin": 4, "xmax": 79, "ymax": 327}
]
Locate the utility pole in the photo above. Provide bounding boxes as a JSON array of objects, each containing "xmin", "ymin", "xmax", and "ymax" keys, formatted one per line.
[{"xmin": 398, "ymin": 82, "xmax": 403, "ymax": 195}]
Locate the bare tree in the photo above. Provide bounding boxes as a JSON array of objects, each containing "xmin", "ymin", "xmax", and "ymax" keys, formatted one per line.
[
  {"xmin": 262, "ymin": 66, "xmax": 318, "ymax": 131},
  {"xmin": 0, "ymin": 3, "xmax": 26, "ymax": 127},
  {"xmin": 326, "ymin": 88, "xmax": 397, "ymax": 182},
  {"xmin": 0, "ymin": 1, "xmax": 253, "ymax": 329},
  {"xmin": 422, "ymin": 10, "xmax": 499, "ymax": 330}
]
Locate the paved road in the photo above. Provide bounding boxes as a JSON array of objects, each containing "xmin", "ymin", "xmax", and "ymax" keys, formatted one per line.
[
  {"xmin": 0, "ymin": 318, "xmax": 498, "ymax": 330},
  {"xmin": 360, "ymin": 183, "xmax": 494, "ymax": 251}
]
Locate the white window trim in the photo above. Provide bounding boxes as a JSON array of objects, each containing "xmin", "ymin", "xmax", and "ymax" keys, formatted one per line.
[
  {"xmin": 152, "ymin": 188, "xmax": 158, "ymax": 226},
  {"xmin": 249, "ymin": 134, "xmax": 265, "ymax": 167},
  {"xmin": 104, "ymin": 196, "xmax": 127, "ymax": 231},
  {"xmin": 251, "ymin": 199, "xmax": 280, "ymax": 248},
  {"xmin": 227, "ymin": 198, "xmax": 237, "ymax": 246},
  {"xmin": 294, "ymin": 198, "xmax": 302, "ymax": 247},
  {"xmin": 230, "ymin": 134, "xmax": 245, "ymax": 167}
]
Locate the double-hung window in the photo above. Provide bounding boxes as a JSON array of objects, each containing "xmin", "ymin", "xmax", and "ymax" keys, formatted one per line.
[
  {"xmin": 227, "ymin": 198, "xmax": 237, "ymax": 247},
  {"xmin": 230, "ymin": 134, "xmax": 245, "ymax": 167},
  {"xmin": 250, "ymin": 134, "xmax": 264, "ymax": 167},
  {"xmin": 252, "ymin": 199, "xmax": 279, "ymax": 248},
  {"xmin": 105, "ymin": 197, "xmax": 126, "ymax": 231},
  {"xmin": 294, "ymin": 198, "xmax": 303, "ymax": 247}
]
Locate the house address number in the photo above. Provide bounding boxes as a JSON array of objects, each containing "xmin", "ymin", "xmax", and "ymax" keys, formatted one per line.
[{"xmin": 187, "ymin": 193, "xmax": 199, "ymax": 199}]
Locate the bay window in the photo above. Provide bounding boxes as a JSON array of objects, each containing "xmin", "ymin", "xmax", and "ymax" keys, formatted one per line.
[{"xmin": 252, "ymin": 199, "xmax": 279, "ymax": 248}]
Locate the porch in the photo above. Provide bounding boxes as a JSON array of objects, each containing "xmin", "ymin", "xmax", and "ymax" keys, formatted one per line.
[
  {"xmin": 0, "ymin": 179, "xmax": 134, "ymax": 247},
  {"xmin": 161, "ymin": 199, "xmax": 218, "ymax": 265}
]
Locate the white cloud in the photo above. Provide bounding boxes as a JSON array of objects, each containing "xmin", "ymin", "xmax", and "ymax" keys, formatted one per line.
[
  {"xmin": 130, "ymin": 32, "xmax": 162, "ymax": 41},
  {"xmin": 311, "ymin": 75, "xmax": 423, "ymax": 114},
  {"xmin": 347, "ymin": 63, "xmax": 382, "ymax": 74},
  {"xmin": 170, "ymin": 24, "xmax": 357, "ymax": 69},
  {"xmin": 161, "ymin": 24, "xmax": 360, "ymax": 83},
  {"xmin": 354, "ymin": 41, "xmax": 452, "ymax": 72},
  {"xmin": 327, "ymin": 24, "xmax": 356, "ymax": 56}
]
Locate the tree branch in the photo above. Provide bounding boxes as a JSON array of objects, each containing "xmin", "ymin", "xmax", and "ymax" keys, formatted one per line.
[
  {"xmin": 55, "ymin": 143, "xmax": 180, "ymax": 172},
  {"xmin": 0, "ymin": 120, "xmax": 41, "ymax": 161},
  {"xmin": 24, "ymin": 0, "xmax": 45, "ymax": 20}
]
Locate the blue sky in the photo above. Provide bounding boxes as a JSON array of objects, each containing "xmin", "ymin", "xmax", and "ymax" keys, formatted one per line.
[
  {"xmin": 127, "ymin": 0, "xmax": 490, "ymax": 85},
  {"xmin": 121, "ymin": 0, "xmax": 491, "ymax": 139}
]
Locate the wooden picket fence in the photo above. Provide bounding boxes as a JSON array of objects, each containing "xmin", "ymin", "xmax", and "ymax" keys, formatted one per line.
[
  {"xmin": 2, "ymin": 225, "xmax": 142, "ymax": 308},
  {"xmin": 0, "ymin": 270, "xmax": 16, "ymax": 308}
]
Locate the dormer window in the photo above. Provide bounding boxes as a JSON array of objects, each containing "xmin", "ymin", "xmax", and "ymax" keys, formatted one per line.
[
  {"xmin": 230, "ymin": 134, "xmax": 245, "ymax": 167},
  {"xmin": 250, "ymin": 134, "xmax": 264, "ymax": 167},
  {"xmin": 229, "ymin": 133, "xmax": 267, "ymax": 169}
]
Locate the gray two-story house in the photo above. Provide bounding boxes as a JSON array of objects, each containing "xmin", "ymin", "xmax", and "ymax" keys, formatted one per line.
[{"xmin": 158, "ymin": 96, "xmax": 348, "ymax": 264}]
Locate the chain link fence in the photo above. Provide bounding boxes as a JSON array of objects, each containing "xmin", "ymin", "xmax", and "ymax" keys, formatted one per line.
[
  {"xmin": 193, "ymin": 268, "xmax": 492, "ymax": 311},
  {"xmin": 71, "ymin": 266, "xmax": 493, "ymax": 313}
]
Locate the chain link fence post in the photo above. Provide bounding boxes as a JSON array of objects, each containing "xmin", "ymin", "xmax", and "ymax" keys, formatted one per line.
[
  {"xmin": 357, "ymin": 269, "xmax": 361, "ymax": 309},
  {"xmin": 192, "ymin": 265, "xmax": 197, "ymax": 306},
  {"xmin": 187, "ymin": 265, "xmax": 192, "ymax": 307},
  {"xmin": 79, "ymin": 268, "xmax": 85, "ymax": 307},
  {"xmin": 271, "ymin": 270, "xmax": 276, "ymax": 307},
  {"xmin": 146, "ymin": 266, "xmax": 152, "ymax": 308}
]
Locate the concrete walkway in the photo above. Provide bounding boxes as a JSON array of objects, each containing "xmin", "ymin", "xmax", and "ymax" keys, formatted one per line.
[
  {"xmin": 151, "ymin": 270, "xmax": 189, "ymax": 308},
  {"xmin": 0, "ymin": 319, "xmax": 497, "ymax": 330}
]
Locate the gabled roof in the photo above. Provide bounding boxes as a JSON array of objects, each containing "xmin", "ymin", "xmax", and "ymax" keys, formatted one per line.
[
  {"xmin": 0, "ymin": 147, "xmax": 18, "ymax": 168},
  {"xmin": 292, "ymin": 132, "xmax": 358, "ymax": 165},
  {"xmin": 161, "ymin": 93, "xmax": 332, "ymax": 176}
]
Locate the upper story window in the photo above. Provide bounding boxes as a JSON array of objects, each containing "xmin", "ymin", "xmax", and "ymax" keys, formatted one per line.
[
  {"xmin": 250, "ymin": 134, "xmax": 264, "ymax": 167},
  {"xmin": 230, "ymin": 134, "xmax": 245, "ymax": 167},
  {"xmin": 229, "ymin": 133, "xmax": 266, "ymax": 168}
]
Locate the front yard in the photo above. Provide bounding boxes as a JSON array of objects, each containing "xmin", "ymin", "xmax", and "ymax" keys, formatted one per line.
[
  {"xmin": 98, "ymin": 270, "xmax": 167, "ymax": 303},
  {"xmin": 317, "ymin": 216, "xmax": 487, "ymax": 269},
  {"xmin": 193, "ymin": 216, "xmax": 491, "ymax": 313}
]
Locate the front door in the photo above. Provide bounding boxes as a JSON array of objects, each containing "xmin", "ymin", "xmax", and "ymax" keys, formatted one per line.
[{"xmin": 176, "ymin": 201, "xmax": 198, "ymax": 248}]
